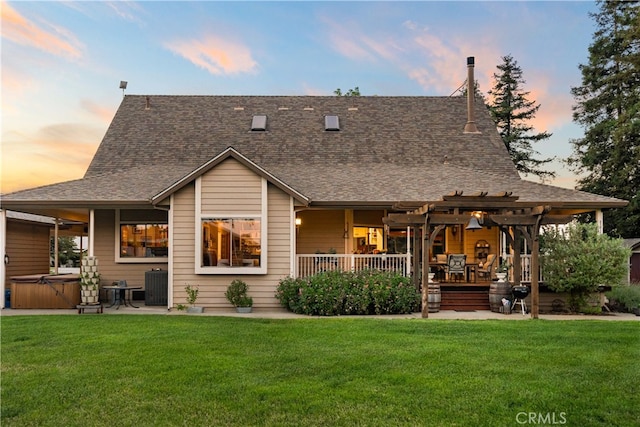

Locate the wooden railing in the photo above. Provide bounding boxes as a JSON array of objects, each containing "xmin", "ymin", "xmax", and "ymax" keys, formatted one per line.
[
  {"xmin": 296, "ymin": 254, "xmax": 411, "ymax": 278},
  {"xmin": 296, "ymin": 254, "xmax": 542, "ymax": 282},
  {"xmin": 506, "ymin": 255, "xmax": 543, "ymax": 283}
]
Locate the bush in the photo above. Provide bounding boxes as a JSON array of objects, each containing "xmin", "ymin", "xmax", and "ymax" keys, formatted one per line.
[
  {"xmin": 540, "ymin": 222, "xmax": 630, "ymax": 312},
  {"xmin": 225, "ymin": 279, "xmax": 253, "ymax": 307},
  {"xmin": 607, "ymin": 284, "xmax": 640, "ymax": 312},
  {"xmin": 275, "ymin": 270, "xmax": 419, "ymax": 316}
]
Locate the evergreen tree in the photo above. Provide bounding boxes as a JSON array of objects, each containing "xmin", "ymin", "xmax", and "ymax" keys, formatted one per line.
[
  {"xmin": 569, "ymin": 0, "xmax": 640, "ymax": 238},
  {"xmin": 487, "ymin": 55, "xmax": 555, "ymax": 180},
  {"xmin": 334, "ymin": 87, "xmax": 361, "ymax": 96}
]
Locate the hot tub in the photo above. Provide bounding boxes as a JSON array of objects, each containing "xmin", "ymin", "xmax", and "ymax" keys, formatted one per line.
[{"xmin": 10, "ymin": 274, "xmax": 80, "ymax": 309}]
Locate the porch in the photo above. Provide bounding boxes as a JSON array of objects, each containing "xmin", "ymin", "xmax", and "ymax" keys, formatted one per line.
[{"xmin": 295, "ymin": 253, "xmax": 540, "ymax": 283}]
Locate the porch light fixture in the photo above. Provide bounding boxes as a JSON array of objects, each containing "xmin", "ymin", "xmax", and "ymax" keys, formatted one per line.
[
  {"xmin": 465, "ymin": 213, "xmax": 483, "ymax": 231},
  {"xmin": 295, "ymin": 218, "xmax": 302, "ymax": 227}
]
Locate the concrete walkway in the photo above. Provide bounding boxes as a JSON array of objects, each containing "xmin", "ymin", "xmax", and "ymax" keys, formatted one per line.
[{"xmin": 2, "ymin": 305, "xmax": 639, "ymax": 321}]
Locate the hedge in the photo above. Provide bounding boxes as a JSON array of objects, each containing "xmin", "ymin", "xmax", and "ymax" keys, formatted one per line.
[{"xmin": 275, "ymin": 270, "xmax": 420, "ymax": 316}]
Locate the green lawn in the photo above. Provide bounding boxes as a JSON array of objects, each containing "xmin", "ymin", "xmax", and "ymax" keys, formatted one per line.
[{"xmin": 2, "ymin": 316, "xmax": 639, "ymax": 426}]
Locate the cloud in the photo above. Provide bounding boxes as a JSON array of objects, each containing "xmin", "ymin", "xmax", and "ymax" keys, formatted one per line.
[
  {"xmin": 80, "ymin": 99, "xmax": 117, "ymax": 124},
  {"xmin": 164, "ymin": 35, "xmax": 258, "ymax": 75},
  {"xmin": 322, "ymin": 15, "xmax": 498, "ymax": 94},
  {"xmin": 1, "ymin": 124, "xmax": 101, "ymax": 193},
  {"xmin": 105, "ymin": 1, "xmax": 144, "ymax": 23},
  {"xmin": 0, "ymin": 0, "xmax": 83, "ymax": 59}
]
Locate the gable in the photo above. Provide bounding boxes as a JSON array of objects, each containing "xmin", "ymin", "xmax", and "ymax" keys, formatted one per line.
[{"xmin": 200, "ymin": 158, "xmax": 262, "ymax": 213}]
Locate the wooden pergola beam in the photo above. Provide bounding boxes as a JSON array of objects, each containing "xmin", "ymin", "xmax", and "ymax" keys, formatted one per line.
[
  {"xmin": 489, "ymin": 214, "xmax": 574, "ymax": 226},
  {"xmin": 383, "ymin": 214, "xmax": 425, "ymax": 227}
]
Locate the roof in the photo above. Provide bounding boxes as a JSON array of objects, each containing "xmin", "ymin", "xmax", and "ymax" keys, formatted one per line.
[
  {"xmin": 624, "ymin": 239, "xmax": 640, "ymax": 250},
  {"xmin": 1, "ymin": 95, "xmax": 627, "ymax": 212}
]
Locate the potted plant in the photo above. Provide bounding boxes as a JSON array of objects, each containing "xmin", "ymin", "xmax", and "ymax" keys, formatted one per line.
[
  {"xmin": 225, "ymin": 279, "xmax": 253, "ymax": 313},
  {"xmin": 185, "ymin": 284, "xmax": 203, "ymax": 313},
  {"xmin": 495, "ymin": 259, "xmax": 510, "ymax": 283},
  {"xmin": 80, "ymin": 256, "xmax": 100, "ymax": 305}
]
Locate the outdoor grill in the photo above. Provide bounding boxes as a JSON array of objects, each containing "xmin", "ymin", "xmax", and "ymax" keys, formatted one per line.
[{"xmin": 511, "ymin": 286, "xmax": 530, "ymax": 315}]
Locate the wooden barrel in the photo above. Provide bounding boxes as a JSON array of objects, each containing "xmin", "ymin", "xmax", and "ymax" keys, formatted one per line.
[
  {"xmin": 428, "ymin": 284, "xmax": 441, "ymax": 313},
  {"xmin": 489, "ymin": 281, "xmax": 512, "ymax": 313}
]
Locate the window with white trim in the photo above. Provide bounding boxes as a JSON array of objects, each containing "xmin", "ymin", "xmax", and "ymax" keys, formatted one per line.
[{"xmin": 201, "ymin": 218, "xmax": 261, "ymax": 268}]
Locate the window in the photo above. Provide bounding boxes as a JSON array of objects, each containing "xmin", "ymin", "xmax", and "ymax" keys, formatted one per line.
[
  {"xmin": 251, "ymin": 115, "xmax": 267, "ymax": 131},
  {"xmin": 325, "ymin": 115, "xmax": 340, "ymax": 131},
  {"xmin": 116, "ymin": 209, "xmax": 169, "ymax": 262},
  {"xmin": 201, "ymin": 218, "xmax": 261, "ymax": 269},
  {"xmin": 120, "ymin": 223, "xmax": 169, "ymax": 258}
]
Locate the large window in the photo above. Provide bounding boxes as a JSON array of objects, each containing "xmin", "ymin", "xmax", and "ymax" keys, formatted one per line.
[
  {"xmin": 120, "ymin": 224, "xmax": 169, "ymax": 258},
  {"xmin": 116, "ymin": 209, "xmax": 168, "ymax": 262},
  {"xmin": 201, "ymin": 218, "xmax": 261, "ymax": 268}
]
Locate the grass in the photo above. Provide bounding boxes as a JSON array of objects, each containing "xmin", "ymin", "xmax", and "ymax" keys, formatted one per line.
[{"xmin": 1, "ymin": 316, "xmax": 639, "ymax": 426}]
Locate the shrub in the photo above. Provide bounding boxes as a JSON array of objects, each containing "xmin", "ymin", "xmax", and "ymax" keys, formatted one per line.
[
  {"xmin": 275, "ymin": 270, "xmax": 419, "ymax": 316},
  {"xmin": 607, "ymin": 284, "xmax": 640, "ymax": 312},
  {"xmin": 225, "ymin": 279, "xmax": 253, "ymax": 307},
  {"xmin": 540, "ymin": 222, "xmax": 630, "ymax": 312}
]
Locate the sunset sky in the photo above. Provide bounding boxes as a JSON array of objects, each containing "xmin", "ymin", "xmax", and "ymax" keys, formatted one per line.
[{"xmin": 1, "ymin": 1, "xmax": 598, "ymax": 194}]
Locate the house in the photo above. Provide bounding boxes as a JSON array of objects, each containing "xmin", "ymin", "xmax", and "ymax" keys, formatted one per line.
[
  {"xmin": 1, "ymin": 58, "xmax": 628, "ymax": 317},
  {"xmin": 624, "ymin": 239, "xmax": 640, "ymax": 283}
]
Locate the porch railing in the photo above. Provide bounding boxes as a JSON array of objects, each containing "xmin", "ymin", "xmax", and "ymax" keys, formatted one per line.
[
  {"xmin": 296, "ymin": 254, "xmax": 411, "ymax": 278},
  {"xmin": 296, "ymin": 254, "xmax": 542, "ymax": 282},
  {"xmin": 506, "ymin": 255, "xmax": 543, "ymax": 283}
]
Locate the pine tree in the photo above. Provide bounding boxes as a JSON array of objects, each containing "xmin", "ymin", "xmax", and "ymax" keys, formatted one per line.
[
  {"xmin": 487, "ymin": 55, "xmax": 555, "ymax": 180},
  {"xmin": 334, "ymin": 87, "xmax": 361, "ymax": 96},
  {"xmin": 569, "ymin": 0, "xmax": 640, "ymax": 238}
]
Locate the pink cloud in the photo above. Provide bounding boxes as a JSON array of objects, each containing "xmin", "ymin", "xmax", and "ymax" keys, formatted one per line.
[
  {"xmin": 0, "ymin": 0, "xmax": 83, "ymax": 59},
  {"xmin": 80, "ymin": 99, "xmax": 118, "ymax": 124},
  {"xmin": 164, "ymin": 35, "xmax": 258, "ymax": 75},
  {"xmin": 1, "ymin": 124, "xmax": 101, "ymax": 193}
]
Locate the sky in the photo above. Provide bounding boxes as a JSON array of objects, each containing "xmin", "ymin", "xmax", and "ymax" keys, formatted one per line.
[{"xmin": 1, "ymin": 0, "xmax": 599, "ymax": 194}]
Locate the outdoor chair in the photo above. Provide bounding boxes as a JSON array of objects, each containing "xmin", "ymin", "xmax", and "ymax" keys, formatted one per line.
[
  {"xmin": 477, "ymin": 254, "xmax": 497, "ymax": 281},
  {"xmin": 434, "ymin": 254, "xmax": 448, "ymax": 281},
  {"xmin": 446, "ymin": 254, "xmax": 467, "ymax": 282}
]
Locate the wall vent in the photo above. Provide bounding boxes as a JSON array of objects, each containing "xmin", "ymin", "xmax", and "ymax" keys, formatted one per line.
[
  {"xmin": 251, "ymin": 115, "xmax": 267, "ymax": 131},
  {"xmin": 325, "ymin": 115, "xmax": 340, "ymax": 131}
]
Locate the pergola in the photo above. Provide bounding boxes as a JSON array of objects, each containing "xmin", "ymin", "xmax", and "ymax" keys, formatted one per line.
[{"xmin": 384, "ymin": 193, "xmax": 576, "ymax": 319}]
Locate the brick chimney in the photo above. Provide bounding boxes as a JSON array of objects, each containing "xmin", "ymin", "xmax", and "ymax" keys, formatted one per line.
[{"xmin": 464, "ymin": 57, "xmax": 480, "ymax": 134}]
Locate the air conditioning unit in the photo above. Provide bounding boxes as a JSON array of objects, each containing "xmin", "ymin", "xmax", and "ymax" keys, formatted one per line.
[{"xmin": 145, "ymin": 269, "xmax": 168, "ymax": 306}]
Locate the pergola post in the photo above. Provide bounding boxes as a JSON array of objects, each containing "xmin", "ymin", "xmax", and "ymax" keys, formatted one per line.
[{"xmin": 421, "ymin": 216, "xmax": 430, "ymax": 318}]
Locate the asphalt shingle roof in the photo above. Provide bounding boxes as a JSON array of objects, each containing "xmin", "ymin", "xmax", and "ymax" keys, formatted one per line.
[{"xmin": 1, "ymin": 95, "xmax": 627, "ymax": 208}]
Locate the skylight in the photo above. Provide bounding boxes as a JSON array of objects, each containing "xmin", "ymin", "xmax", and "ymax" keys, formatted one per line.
[
  {"xmin": 325, "ymin": 115, "xmax": 340, "ymax": 131},
  {"xmin": 251, "ymin": 115, "xmax": 267, "ymax": 131}
]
